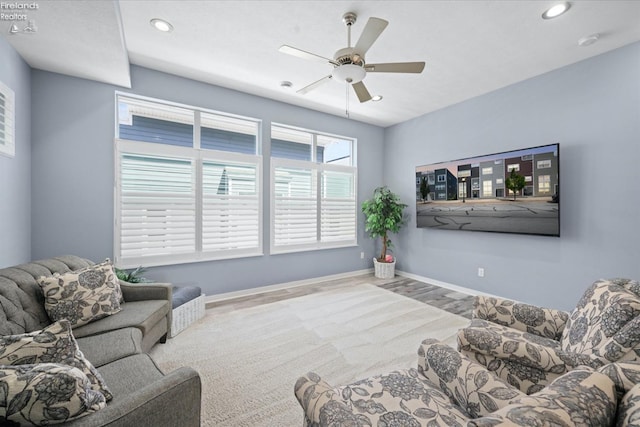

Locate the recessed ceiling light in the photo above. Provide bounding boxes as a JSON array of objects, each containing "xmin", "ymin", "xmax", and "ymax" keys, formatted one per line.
[
  {"xmin": 280, "ymin": 81, "xmax": 293, "ymax": 89},
  {"xmin": 542, "ymin": 2, "xmax": 571, "ymax": 19},
  {"xmin": 150, "ymin": 18, "xmax": 173, "ymax": 32},
  {"xmin": 372, "ymin": 95, "xmax": 383, "ymax": 102}
]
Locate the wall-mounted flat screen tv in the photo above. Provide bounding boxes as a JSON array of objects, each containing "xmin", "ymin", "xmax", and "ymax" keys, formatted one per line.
[{"xmin": 415, "ymin": 143, "xmax": 559, "ymax": 236}]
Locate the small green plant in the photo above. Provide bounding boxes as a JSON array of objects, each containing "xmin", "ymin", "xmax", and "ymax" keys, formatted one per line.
[
  {"xmin": 115, "ymin": 266, "xmax": 151, "ymax": 283},
  {"xmin": 362, "ymin": 186, "xmax": 407, "ymax": 262}
]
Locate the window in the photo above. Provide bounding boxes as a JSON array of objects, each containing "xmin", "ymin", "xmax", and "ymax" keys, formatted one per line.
[
  {"xmin": 538, "ymin": 175, "xmax": 551, "ymax": 193},
  {"xmin": 483, "ymin": 180, "xmax": 492, "ymax": 197},
  {"xmin": 496, "ymin": 178, "xmax": 504, "ymax": 185},
  {"xmin": 507, "ymin": 164, "xmax": 520, "ymax": 172},
  {"xmin": 271, "ymin": 124, "xmax": 356, "ymax": 253},
  {"xmin": 437, "ymin": 175, "xmax": 446, "ymax": 182},
  {"xmin": 115, "ymin": 94, "xmax": 262, "ymax": 267},
  {"xmin": 0, "ymin": 80, "xmax": 15, "ymax": 158},
  {"xmin": 537, "ymin": 159, "xmax": 552, "ymax": 169},
  {"xmin": 482, "ymin": 167, "xmax": 493, "ymax": 175}
]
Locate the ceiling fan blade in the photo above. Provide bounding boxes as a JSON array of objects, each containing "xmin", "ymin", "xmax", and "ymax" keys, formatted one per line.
[
  {"xmin": 354, "ymin": 17, "xmax": 388, "ymax": 55},
  {"xmin": 365, "ymin": 62, "xmax": 426, "ymax": 73},
  {"xmin": 297, "ymin": 75, "xmax": 333, "ymax": 95},
  {"xmin": 352, "ymin": 81, "xmax": 372, "ymax": 103},
  {"xmin": 279, "ymin": 45, "xmax": 339, "ymax": 66}
]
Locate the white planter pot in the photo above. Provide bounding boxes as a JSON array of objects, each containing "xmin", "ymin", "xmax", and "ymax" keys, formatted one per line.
[{"xmin": 373, "ymin": 257, "xmax": 396, "ymax": 279}]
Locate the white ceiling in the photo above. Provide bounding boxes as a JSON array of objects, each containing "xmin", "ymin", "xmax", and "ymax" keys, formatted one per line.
[{"xmin": 2, "ymin": 1, "xmax": 640, "ymax": 127}]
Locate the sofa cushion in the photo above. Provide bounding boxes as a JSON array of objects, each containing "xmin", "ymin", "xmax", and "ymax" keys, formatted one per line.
[
  {"xmin": 0, "ymin": 320, "xmax": 112, "ymax": 401},
  {"xmin": 0, "ymin": 363, "xmax": 106, "ymax": 426},
  {"xmin": 38, "ymin": 260, "xmax": 122, "ymax": 328},
  {"xmin": 71, "ymin": 299, "xmax": 169, "ymax": 339},
  {"xmin": 96, "ymin": 353, "xmax": 165, "ymax": 397},
  {"xmin": 76, "ymin": 327, "xmax": 143, "ymax": 368},
  {"xmin": 561, "ymin": 279, "xmax": 640, "ymax": 362}
]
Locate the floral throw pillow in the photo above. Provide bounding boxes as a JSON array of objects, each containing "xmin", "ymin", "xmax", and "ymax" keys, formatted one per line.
[
  {"xmin": 38, "ymin": 260, "xmax": 122, "ymax": 328},
  {"xmin": 0, "ymin": 320, "xmax": 112, "ymax": 401},
  {"xmin": 0, "ymin": 363, "xmax": 106, "ymax": 426}
]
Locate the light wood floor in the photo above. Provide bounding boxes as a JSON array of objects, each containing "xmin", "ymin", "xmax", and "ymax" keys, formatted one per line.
[{"xmin": 206, "ymin": 273, "xmax": 475, "ymax": 318}]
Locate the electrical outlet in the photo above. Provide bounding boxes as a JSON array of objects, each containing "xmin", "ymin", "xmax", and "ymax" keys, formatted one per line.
[
  {"xmin": 478, "ymin": 268, "xmax": 485, "ymax": 278},
  {"xmin": 360, "ymin": 252, "xmax": 365, "ymax": 259}
]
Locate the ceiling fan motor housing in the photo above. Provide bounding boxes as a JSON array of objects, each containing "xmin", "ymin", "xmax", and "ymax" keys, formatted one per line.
[{"xmin": 332, "ymin": 47, "xmax": 366, "ymax": 83}]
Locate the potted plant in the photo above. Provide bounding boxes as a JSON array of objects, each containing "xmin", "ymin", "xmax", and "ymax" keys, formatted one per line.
[
  {"xmin": 362, "ymin": 186, "xmax": 407, "ymax": 278},
  {"xmin": 115, "ymin": 266, "xmax": 151, "ymax": 283}
]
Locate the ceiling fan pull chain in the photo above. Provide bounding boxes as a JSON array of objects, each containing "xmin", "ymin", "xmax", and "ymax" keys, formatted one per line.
[{"xmin": 345, "ymin": 83, "xmax": 350, "ymax": 118}]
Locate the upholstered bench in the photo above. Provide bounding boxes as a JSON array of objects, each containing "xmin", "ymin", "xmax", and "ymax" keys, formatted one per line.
[{"xmin": 170, "ymin": 285, "xmax": 205, "ymax": 337}]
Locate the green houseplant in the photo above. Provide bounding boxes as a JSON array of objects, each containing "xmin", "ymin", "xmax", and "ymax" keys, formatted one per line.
[
  {"xmin": 362, "ymin": 186, "xmax": 407, "ymax": 278},
  {"xmin": 115, "ymin": 266, "xmax": 151, "ymax": 283}
]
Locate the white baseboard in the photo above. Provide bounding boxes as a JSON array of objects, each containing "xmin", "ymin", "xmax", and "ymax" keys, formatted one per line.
[
  {"xmin": 205, "ymin": 268, "xmax": 374, "ymax": 304},
  {"xmin": 395, "ymin": 269, "xmax": 503, "ymax": 299}
]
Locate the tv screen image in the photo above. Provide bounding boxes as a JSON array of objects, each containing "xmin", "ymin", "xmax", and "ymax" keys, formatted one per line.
[{"xmin": 415, "ymin": 143, "xmax": 559, "ymax": 236}]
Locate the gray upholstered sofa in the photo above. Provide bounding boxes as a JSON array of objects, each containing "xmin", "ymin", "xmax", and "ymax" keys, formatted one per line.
[{"xmin": 0, "ymin": 255, "xmax": 201, "ymax": 426}]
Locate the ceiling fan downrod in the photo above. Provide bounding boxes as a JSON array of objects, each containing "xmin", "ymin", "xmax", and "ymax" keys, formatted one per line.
[{"xmin": 342, "ymin": 12, "xmax": 357, "ymax": 48}]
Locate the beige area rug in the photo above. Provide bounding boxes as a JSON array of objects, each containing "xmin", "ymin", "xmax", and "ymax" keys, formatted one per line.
[{"xmin": 150, "ymin": 283, "xmax": 470, "ymax": 427}]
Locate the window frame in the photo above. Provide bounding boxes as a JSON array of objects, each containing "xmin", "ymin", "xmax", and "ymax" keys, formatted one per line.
[
  {"xmin": 114, "ymin": 92, "xmax": 263, "ymax": 268},
  {"xmin": 270, "ymin": 123, "xmax": 357, "ymax": 255}
]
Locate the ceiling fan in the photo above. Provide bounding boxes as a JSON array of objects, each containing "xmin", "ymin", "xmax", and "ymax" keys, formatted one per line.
[{"xmin": 279, "ymin": 12, "xmax": 425, "ymax": 103}]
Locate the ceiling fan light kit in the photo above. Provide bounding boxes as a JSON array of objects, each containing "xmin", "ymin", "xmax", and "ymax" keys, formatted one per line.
[{"xmin": 279, "ymin": 11, "xmax": 425, "ymax": 110}]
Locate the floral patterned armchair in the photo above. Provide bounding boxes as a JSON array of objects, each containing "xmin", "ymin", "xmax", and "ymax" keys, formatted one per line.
[
  {"xmin": 294, "ymin": 339, "xmax": 617, "ymax": 426},
  {"xmin": 457, "ymin": 278, "xmax": 640, "ymax": 394}
]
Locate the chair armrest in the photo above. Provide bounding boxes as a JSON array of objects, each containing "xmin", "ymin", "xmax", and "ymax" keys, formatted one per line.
[
  {"xmin": 598, "ymin": 361, "xmax": 640, "ymax": 399},
  {"xmin": 294, "ymin": 372, "xmax": 342, "ymax": 425},
  {"xmin": 472, "ymin": 295, "xmax": 569, "ymax": 339},
  {"xmin": 468, "ymin": 368, "xmax": 617, "ymax": 426},
  {"xmin": 120, "ymin": 281, "xmax": 172, "ymax": 302},
  {"xmin": 458, "ymin": 321, "xmax": 604, "ymax": 374},
  {"xmin": 65, "ymin": 367, "xmax": 201, "ymax": 427},
  {"xmin": 418, "ymin": 339, "xmax": 523, "ymax": 418},
  {"xmin": 618, "ymin": 382, "xmax": 640, "ymax": 427}
]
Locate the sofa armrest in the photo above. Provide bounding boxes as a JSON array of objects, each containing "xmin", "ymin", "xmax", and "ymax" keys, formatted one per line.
[
  {"xmin": 418, "ymin": 339, "xmax": 523, "ymax": 418},
  {"xmin": 120, "ymin": 281, "xmax": 172, "ymax": 303},
  {"xmin": 472, "ymin": 295, "xmax": 569, "ymax": 339},
  {"xmin": 66, "ymin": 367, "xmax": 201, "ymax": 427},
  {"xmin": 468, "ymin": 368, "xmax": 617, "ymax": 426}
]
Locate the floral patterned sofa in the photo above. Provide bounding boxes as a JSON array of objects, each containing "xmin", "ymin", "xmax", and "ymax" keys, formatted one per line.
[
  {"xmin": 294, "ymin": 339, "xmax": 618, "ymax": 426},
  {"xmin": 457, "ymin": 278, "xmax": 640, "ymax": 394}
]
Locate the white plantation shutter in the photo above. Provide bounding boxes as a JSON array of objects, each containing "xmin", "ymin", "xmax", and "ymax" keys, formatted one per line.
[
  {"xmin": 202, "ymin": 160, "xmax": 260, "ymax": 252},
  {"xmin": 119, "ymin": 154, "xmax": 196, "ymax": 260},
  {"xmin": 271, "ymin": 156, "xmax": 357, "ymax": 253},
  {"xmin": 321, "ymin": 169, "xmax": 356, "ymax": 242},
  {"xmin": 273, "ymin": 165, "xmax": 317, "ymax": 247},
  {"xmin": 0, "ymin": 81, "xmax": 15, "ymax": 157}
]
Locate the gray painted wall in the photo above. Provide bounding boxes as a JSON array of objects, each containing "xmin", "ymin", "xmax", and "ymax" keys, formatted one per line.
[
  {"xmin": 31, "ymin": 66, "xmax": 384, "ymax": 294},
  {"xmin": 384, "ymin": 42, "xmax": 640, "ymax": 311},
  {"xmin": 0, "ymin": 36, "xmax": 31, "ymax": 267}
]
